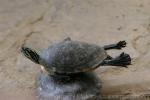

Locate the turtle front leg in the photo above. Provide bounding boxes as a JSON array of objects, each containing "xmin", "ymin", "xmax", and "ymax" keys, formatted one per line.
[
  {"xmin": 104, "ymin": 41, "xmax": 126, "ymax": 50},
  {"xmin": 101, "ymin": 52, "xmax": 131, "ymax": 67}
]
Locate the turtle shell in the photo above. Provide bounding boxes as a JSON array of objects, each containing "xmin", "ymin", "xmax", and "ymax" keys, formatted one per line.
[{"xmin": 40, "ymin": 38, "xmax": 107, "ymax": 74}]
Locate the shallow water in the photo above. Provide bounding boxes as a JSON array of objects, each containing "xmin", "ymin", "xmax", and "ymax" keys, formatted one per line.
[{"xmin": 1, "ymin": 0, "xmax": 150, "ymax": 99}]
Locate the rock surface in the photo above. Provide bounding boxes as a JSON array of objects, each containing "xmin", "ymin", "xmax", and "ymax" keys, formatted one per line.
[{"xmin": 0, "ymin": 0, "xmax": 150, "ymax": 99}]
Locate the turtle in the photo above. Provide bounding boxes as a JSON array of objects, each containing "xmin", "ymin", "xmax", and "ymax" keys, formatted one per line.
[
  {"xmin": 21, "ymin": 37, "xmax": 131, "ymax": 74},
  {"xmin": 21, "ymin": 37, "xmax": 131, "ymax": 100}
]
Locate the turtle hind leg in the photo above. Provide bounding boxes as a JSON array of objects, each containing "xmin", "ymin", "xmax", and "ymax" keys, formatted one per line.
[
  {"xmin": 101, "ymin": 52, "xmax": 131, "ymax": 67},
  {"xmin": 106, "ymin": 55, "xmax": 113, "ymax": 60},
  {"xmin": 104, "ymin": 41, "xmax": 126, "ymax": 50}
]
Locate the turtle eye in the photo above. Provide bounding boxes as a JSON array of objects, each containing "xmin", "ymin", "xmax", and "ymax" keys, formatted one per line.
[{"xmin": 21, "ymin": 47, "xmax": 40, "ymax": 64}]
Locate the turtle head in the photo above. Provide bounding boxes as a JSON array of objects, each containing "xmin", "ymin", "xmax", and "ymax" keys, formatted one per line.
[
  {"xmin": 21, "ymin": 47, "xmax": 40, "ymax": 64},
  {"xmin": 21, "ymin": 46, "xmax": 56, "ymax": 74}
]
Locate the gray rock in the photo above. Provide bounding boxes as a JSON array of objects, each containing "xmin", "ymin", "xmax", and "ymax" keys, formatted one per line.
[{"xmin": 37, "ymin": 72, "xmax": 101, "ymax": 100}]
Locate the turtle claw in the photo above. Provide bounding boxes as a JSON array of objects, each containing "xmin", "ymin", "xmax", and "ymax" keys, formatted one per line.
[
  {"xmin": 113, "ymin": 52, "xmax": 131, "ymax": 67},
  {"xmin": 116, "ymin": 41, "xmax": 127, "ymax": 49}
]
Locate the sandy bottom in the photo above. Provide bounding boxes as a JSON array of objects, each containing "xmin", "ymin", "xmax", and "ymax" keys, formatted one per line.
[
  {"xmin": 0, "ymin": 89, "xmax": 37, "ymax": 100},
  {"xmin": 1, "ymin": 0, "xmax": 150, "ymax": 99}
]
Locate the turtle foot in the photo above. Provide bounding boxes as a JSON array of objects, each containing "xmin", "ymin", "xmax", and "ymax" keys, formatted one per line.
[
  {"xmin": 116, "ymin": 41, "xmax": 127, "ymax": 49},
  {"xmin": 103, "ymin": 40, "xmax": 127, "ymax": 50},
  {"xmin": 111, "ymin": 52, "xmax": 131, "ymax": 67}
]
